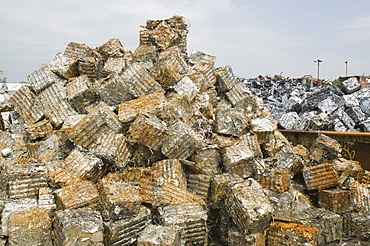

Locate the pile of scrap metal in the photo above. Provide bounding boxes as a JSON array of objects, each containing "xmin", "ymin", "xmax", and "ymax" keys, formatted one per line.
[
  {"xmin": 243, "ymin": 75, "xmax": 370, "ymax": 132},
  {"xmin": 0, "ymin": 16, "xmax": 369, "ymax": 246}
]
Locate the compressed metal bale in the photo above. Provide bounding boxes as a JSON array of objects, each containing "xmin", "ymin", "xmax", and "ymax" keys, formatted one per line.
[
  {"xmin": 342, "ymin": 212, "xmax": 370, "ymax": 240},
  {"xmin": 8, "ymin": 85, "xmax": 44, "ymax": 124},
  {"xmin": 77, "ymin": 57, "xmax": 103, "ymax": 81},
  {"xmin": 308, "ymin": 112, "xmax": 335, "ymax": 131},
  {"xmin": 341, "ymin": 77, "xmax": 361, "ymax": 94},
  {"xmin": 278, "ymin": 111, "xmax": 301, "ymax": 129},
  {"xmin": 345, "ymin": 106, "xmax": 366, "ymax": 124},
  {"xmin": 157, "ymin": 203, "xmax": 208, "ymax": 246},
  {"xmin": 37, "ymin": 82, "xmax": 77, "ymax": 128},
  {"xmin": 4, "ymin": 162, "xmax": 49, "ymax": 200},
  {"xmin": 27, "ymin": 133, "xmax": 69, "ymax": 162},
  {"xmin": 164, "ymin": 94, "xmax": 194, "ymax": 124},
  {"xmin": 346, "ymin": 178, "xmax": 370, "ymax": 214},
  {"xmin": 27, "ymin": 64, "xmax": 58, "ymax": 93},
  {"xmin": 54, "ymin": 180, "xmax": 101, "ymax": 210},
  {"xmin": 189, "ymin": 50, "xmax": 216, "ymax": 66},
  {"xmin": 317, "ymin": 98, "xmax": 338, "ymax": 115},
  {"xmin": 173, "ymin": 76, "xmax": 200, "ymax": 101},
  {"xmin": 225, "ymin": 179, "xmax": 274, "ymax": 234},
  {"xmin": 1, "ymin": 198, "xmax": 38, "ymax": 235},
  {"xmin": 303, "ymin": 163, "xmax": 339, "ymax": 190},
  {"xmin": 186, "ymin": 173, "xmax": 211, "ymax": 201},
  {"xmin": 310, "ymin": 134, "xmax": 342, "ymax": 160},
  {"xmin": 193, "ymin": 146, "xmax": 222, "ymax": 175},
  {"xmin": 331, "ymin": 108, "xmax": 355, "ymax": 130},
  {"xmin": 128, "ymin": 113, "xmax": 169, "ymax": 151},
  {"xmin": 215, "ymin": 103, "xmax": 248, "ymax": 136},
  {"xmin": 188, "ymin": 63, "xmax": 217, "ymax": 91},
  {"xmin": 360, "ymin": 118, "xmax": 370, "ymax": 132},
  {"xmin": 50, "ymin": 53, "xmax": 79, "ymax": 79},
  {"xmin": 227, "ymin": 227, "xmax": 265, "ymax": 246},
  {"xmin": 260, "ymin": 168, "xmax": 291, "ymax": 193},
  {"xmin": 38, "ymin": 187, "xmax": 57, "ymax": 211},
  {"xmin": 209, "ymin": 173, "xmax": 243, "ymax": 209},
  {"xmin": 104, "ymin": 205, "xmax": 151, "ymax": 246},
  {"xmin": 7, "ymin": 208, "xmax": 53, "ymax": 246},
  {"xmin": 117, "ymin": 92, "xmax": 167, "ymax": 124},
  {"xmin": 99, "ymin": 179, "xmax": 141, "ymax": 221},
  {"xmin": 66, "ymin": 75, "xmax": 97, "ymax": 114},
  {"xmin": 222, "ymin": 141, "xmax": 256, "ymax": 178},
  {"xmin": 267, "ymin": 222, "xmax": 318, "ymax": 246},
  {"xmin": 133, "ymin": 44, "xmax": 157, "ymax": 63},
  {"xmin": 137, "ymin": 224, "xmax": 181, "ymax": 246},
  {"xmin": 360, "ymin": 97, "xmax": 370, "ymax": 115},
  {"xmin": 95, "ymin": 76, "xmax": 133, "ymax": 107},
  {"xmin": 101, "ymin": 57, "xmax": 126, "ymax": 77},
  {"xmin": 318, "ymin": 188, "xmax": 353, "ymax": 213},
  {"xmin": 24, "ymin": 119, "xmax": 53, "ymax": 140},
  {"xmin": 98, "ymin": 38, "xmax": 127, "ymax": 58},
  {"xmin": 161, "ymin": 120, "xmax": 203, "ymax": 160},
  {"xmin": 121, "ymin": 63, "xmax": 164, "ymax": 98},
  {"xmin": 226, "ymin": 83, "xmax": 262, "ymax": 113},
  {"xmin": 53, "ymin": 208, "xmax": 104, "ymax": 246},
  {"xmin": 91, "ymin": 132, "xmax": 132, "ymax": 169},
  {"xmin": 121, "ymin": 167, "xmax": 151, "ymax": 183},
  {"xmin": 250, "ymin": 115, "xmax": 277, "ymax": 133},
  {"xmin": 63, "ymin": 42, "xmax": 96, "ymax": 60},
  {"xmin": 213, "ymin": 66, "xmax": 237, "ymax": 93},
  {"xmin": 152, "ymin": 159, "xmax": 187, "ymax": 189}
]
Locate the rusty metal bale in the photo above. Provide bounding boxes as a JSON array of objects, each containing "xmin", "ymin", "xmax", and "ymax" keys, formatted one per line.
[
  {"xmin": 104, "ymin": 205, "xmax": 151, "ymax": 246},
  {"xmin": 98, "ymin": 38, "xmax": 127, "ymax": 58},
  {"xmin": 267, "ymin": 222, "xmax": 319, "ymax": 246},
  {"xmin": 4, "ymin": 162, "xmax": 49, "ymax": 200},
  {"xmin": 101, "ymin": 57, "xmax": 126, "ymax": 77},
  {"xmin": 7, "ymin": 208, "xmax": 53, "ymax": 246},
  {"xmin": 53, "ymin": 208, "xmax": 104, "ymax": 246},
  {"xmin": 227, "ymin": 227, "xmax": 266, "ymax": 246},
  {"xmin": 318, "ymin": 188, "xmax": 353, "ymax": 213},
  {"xmin": 260, "ymin": 168, "xmax": 291, "ymax": 193},
  {"xmin": 303, "ymin": 163, "xmax": 339, "ymax": 190},
  {"xmin": 133, "ymin": 45, "xmax": 157, "ymax": 63},
  {"xmin": 346, "ymin": 177, "xmax": 370, "ymax": 214},
  {"xmin": 193, "ymin": 146, "xmax": 222, "ymax": 175},
  {"xmin": 37, "ymin": 82, "xmax": 77, "ymax": 128},
  {"xmin": 50, "ymin": 53, "xmax": 79, "ymax": 79},
  {"xmin": 189, "ymin": 63, "xmax": 217, "ymax": 91},
  {"xmin": 225, "ymin": 179, "xmax": 274, "ymax": 234},
  {"xmin": 54, "ymin": 180, "xmax": 101, "ymax": 210},
  {"xmin": 173, "ymin": 76, "xmax": 200, "ymax": 101},
  {"xmin": 26, "ymin": 133, "xmax": 69, "ymax": 162},
  {"xmin": 117, "ymin": 92, "xmax": 167, "ymax": 124},
  {"xmin": 95, "ymin": 76, "xmax": 133, "ymax": 107},
  {"xmin": 27, "ymin": 65, "xmax": 58, "ymax": 93},
  {"xmin": 91, "ymin": 132, "xmax": 132, "ymax": 169},
  {"xmin": 24, "ymin": 119, "xmax": 54, "ymax": 140},
  {"xmin": 121, "ymin": 63, "xmax": 164, "ymax": 98},
  {"xmin": 161, "ymin": 120, "xmax": 203, "ymax": 160},
  {"xmin": 128, "ymin": 113, "xmax": 169, "ymax": 151},
  {"xmin": 38, "ymin": 187, "xmax": 57, "ymax": 211},
  {"xmin": 186, "ymin": 173, "xmax": 211, "ymax": 201},
  {"xmin": 151, "ymin": 159, "xmax": 187, "ymax": 189},
  {"xmin": 209, "ymin": 173, "xmax": 243, "ymax": 209},
  {"xmin": 137, "ymin": 224, "xmax": 182, "ymax": 246},
  {"xmin": 9, "ymin": 85, "xmax": 44, "ymax": 124},
  {"xmin": 63, "ymin": 42, "xmax": 96, "ymax": 60},
  {"xmin": 78, "ymin": 57, "xmax": 104, "ymax": 81},
  {"xmin": 157, "ymin": 203, "xmax": 208, "ymax": 245},
  {"xmin": 99, "ymin": 179, "xmax": 141, "ymax": 221},
  {"xmin": 342, "ymin": 212, "xmax": 370, "ymax": 240},
  {"xmin": 66, "ymin": 75, "xmax": 96, "ymax": 114}
]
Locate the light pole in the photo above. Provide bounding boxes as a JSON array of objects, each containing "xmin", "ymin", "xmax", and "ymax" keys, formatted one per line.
[
  {"xmin": 314, "ymin": 59, "xmax": 322, "ymax": 82},
  {"xmin": 345, "ymin": 61, "xmax": 348, "ymax": 77}
]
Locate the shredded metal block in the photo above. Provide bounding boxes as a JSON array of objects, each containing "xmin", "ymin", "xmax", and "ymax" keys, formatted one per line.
[{"xmin": 267, "ymin": 222, "xmax": 318, "ymax": 246}]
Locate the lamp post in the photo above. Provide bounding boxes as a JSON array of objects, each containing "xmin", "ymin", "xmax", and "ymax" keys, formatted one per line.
[
  {"xmin": 314, "ymin": 59, "xmax": 322, "ymax": 82},
  {"xmin": 345, "ymin": 61, "xmax": 348, "ymax": 77}
]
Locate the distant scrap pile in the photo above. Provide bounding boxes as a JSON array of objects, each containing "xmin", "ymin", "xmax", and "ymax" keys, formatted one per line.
[
  {"xmin": 0, "ymin": 16, "xmax": 369, "ymax": 246},
  {"xmin": 244, "ymin": 76, "xmax": 370, "ymax": 132}
]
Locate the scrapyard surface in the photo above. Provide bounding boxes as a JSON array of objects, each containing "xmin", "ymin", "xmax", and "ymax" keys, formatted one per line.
[
  {"xmin": 243, "ymin": 75, "xmax": 370, "ymax": 132},
  {"xmin": 0, "ymin": 16, "xmax": 369, "ymax": 245}
]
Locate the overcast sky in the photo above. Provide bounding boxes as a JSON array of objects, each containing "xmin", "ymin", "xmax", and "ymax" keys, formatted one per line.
[{"xmin": 1, "ymin": 0, "xmax": 370, "ymax": 83}]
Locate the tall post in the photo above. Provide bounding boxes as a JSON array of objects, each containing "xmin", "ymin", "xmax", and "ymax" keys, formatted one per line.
[
  {"xmin": 345, "ymin": 61, "xmax": 348, "ymax": 77},
  {"xmin": 314, "ymin": 59, "xmax": 322, "ymax": 82}
]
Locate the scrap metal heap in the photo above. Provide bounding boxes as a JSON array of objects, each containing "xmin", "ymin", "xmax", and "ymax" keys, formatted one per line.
[
  {"xmin": 0, "ymin": 16, "xmax": 369, "ymax": 245},
  {"xmin": 244, "ymin": 75, "xmax": 370, "ymax": 132}
]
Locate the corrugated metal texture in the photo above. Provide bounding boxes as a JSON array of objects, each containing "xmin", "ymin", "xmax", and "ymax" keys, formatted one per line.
[
  {"xmin": 98, "ymin": 38, "xmax": 127, "ymax": 58},
  {"xmin": 303, "ymin": 163, "xmax": 339, "ymax": 190},
  {"xmin": 54, "ymin": 180, "xmax": 100, "ymax": 210},
  {"xmin": 104, "ymin": 206, "xmax": 151, "ymax": 246},
  {"xmin": 227, "ymin": 227, "xmax": 265, "ymax": 246},
  {"xmin": 209, "ymin": 173, "xmax": 243, "ymax": 209},
  {"xmin": 190, "ymin": 63, "xmax": 217, "ymax": 90},
  {"xmin": 260, "ymin": 168, "xmax": 291, "ymax": 193},
  {"xmin": 77, "ymin": 57, "xmax": 101, "ymax": 81},
  {"xmin": 121, "ymin": 63, "xmax": 164, "ymax": 98},
  {"xmin": 318, "ymin": 188, "xmax": 352, "ymax": 213},
  {"xmin": 222, "ymin": 142, "xmax": 255, "ymax": 178},
  {"xmin": 66, "ymin": 75, "xmax": 96, "ymax": 113},
  {"xmin": 50, "ymin": 53, "xmax": 79, "ymax": 79},
  {"xmin": 215, "ymin": 104, "xmax": 249, "ymax": 136},
  {"xmin": 118, "ymin": 92, "xmax": 167, "ymax": 124},
  {"xmin": 95, "ymin": 76, "xmax": 133, "ymax": 107},
  {"xmin": 54, "ymin": 208, "xmax": 104, "ymax": 246},
  {"xmin": 137, "ymin": 224, "xmax": 181, "ymax": 246},
  {"xmin": 267, "ymin": 222, "xmax": 318, "ymax": 246},
  {"xmin": 101, "ymin": 57, "xmax": 126, "ymax": 76},
  {"xmin": 7, "ymin": 208, "xmax": 53, "ymax": 246},
  {"xmin": 27, "ymin": 65, "xmax": 57, "ymax": 93},
  {"xmin": 347, "ymin": 178, "xmax": 370, "ymax": 214},
  {"xmin": 62, "ymin": 148, "xmax": 105, "ymax": 182},
  {"xmin": 342, "ymin": 212, "xmax": 370, "ymax": 240},
  {"xmin": 128, "ymin": 113, "xmax": 168, "ymax": 151},
  {"xmin": 38, "ymin": 187, "xmax": 57, "ymax": 211},
  {"xmin": 24, "ymin": 119, "xmax": 53, "ymax": 140},
  {"xmin": 193, "ymin": 147, "xmax": 222, "ymax": 175},
  {"xmin": 225, "ymin": 179, "xmax": 273, "ymax": 234},
  {"xmin": 92, "ymin": 133, "xmax": 132, "ymax": 169},
  {"xmin": 152, "ymin": 159, "xmax": 187, "ymax": 189},
  {"xmin": 213, "ymin": 66, "xmax": 237, "ymax": 92},
  {"xmin": 9, "ymin": 85, "xmax": 44, "ymax": 124},
  {"xmin": 37, "ymin": 82, "xmax": 77, "ymax": 128},
  {"xmin": 63, "ymin": 42, "xmax": 96, "ymax": 60},
  {"xmin": 187, "ymin": 174, "xmax": 211, "ymax": 201}
]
